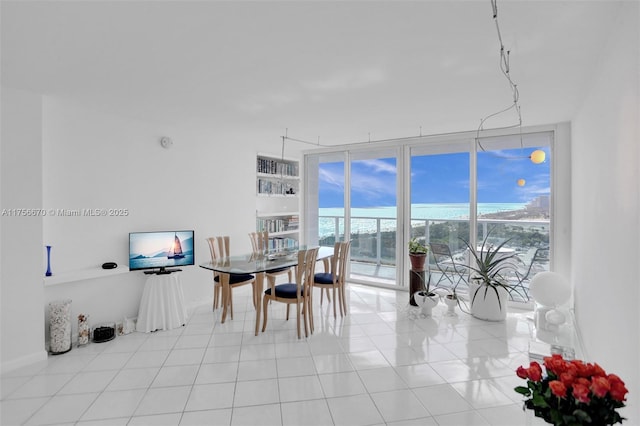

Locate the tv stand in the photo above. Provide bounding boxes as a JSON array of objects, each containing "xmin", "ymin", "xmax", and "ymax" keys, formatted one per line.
[{"xmin": 144, "ymin": 268, "xmax": 182, "ymax": 275}]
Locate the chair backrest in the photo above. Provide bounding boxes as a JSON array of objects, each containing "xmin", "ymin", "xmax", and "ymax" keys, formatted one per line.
[
  {"xmin": 207, "ymin": 236, "xmax": 230, "ymax": 262},
  {"xmin": 430, "ymin": 242, "xmax": 453, "ymax": 258},
  {"xmin": 330, "ymin": 241, "xmax": 351, "ymax": 283},
  {"xmin": 248, "ymin": 231, "xmax": 269, "ymax": 254},
  {"xmin": 285, "ymin": 247, "xmax": 319, "ymax": 296},
  {"xmin": 520, "ymin": 247, "xmax": 550, "ymax": 280}
]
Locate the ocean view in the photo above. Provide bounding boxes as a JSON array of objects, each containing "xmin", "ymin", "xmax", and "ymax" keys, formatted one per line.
[{"xmin": 318, "ymin": 202, "xmax": 527, "ymax": 236}]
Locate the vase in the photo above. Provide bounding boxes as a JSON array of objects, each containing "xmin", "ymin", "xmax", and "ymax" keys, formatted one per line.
[
  {"xmin": 413, "ymin": 291, "xmax": 439, "ymax": 317},
  {"xmin": 469, "ymin": 280, "xmax": 508, "ymax": 321},
  {"xmin": 444, "ymin": 295, "xmax": 458, "ymax": 316},
  {"xmin": 78, "ymin": 315, "xmax": 90, "ymax": 346},
  {"xmin": 409, "ymin": 253, "xmax": 427, "ymax": 271},
  {"xmin": 45, "ymin": 245, "xmax": 52, "ymax": 276},
  {"xmin": 49, "ymin": 299, "xmax": 72, "ymax": 354}
]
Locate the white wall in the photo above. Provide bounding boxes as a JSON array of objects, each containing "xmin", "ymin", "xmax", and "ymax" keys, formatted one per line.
[
  {"xmin": 2, "ymin": 93, "xmax": 298, "ymax": 371},
  {"xmin": 572, "ymin": 1, "xmax": 639, "ymax": 421},
  {"xmin": 1, "ymin": 87, "xmax": 48, "ymax": 372}
]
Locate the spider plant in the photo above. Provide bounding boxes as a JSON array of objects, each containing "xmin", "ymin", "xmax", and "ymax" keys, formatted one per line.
[{"xmin": 460, "ymin": 228, "xmax": 524, "ymax": 311}]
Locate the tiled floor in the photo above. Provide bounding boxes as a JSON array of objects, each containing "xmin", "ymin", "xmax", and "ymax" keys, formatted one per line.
[{"xmin": 1, "ymin": 284, "xmax": 547, "ymax": 426}]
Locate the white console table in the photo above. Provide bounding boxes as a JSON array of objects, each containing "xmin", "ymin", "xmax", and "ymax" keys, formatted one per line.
[{"xmin": 136, "ymin": 272, "xmax": 187, "ymax": 333}]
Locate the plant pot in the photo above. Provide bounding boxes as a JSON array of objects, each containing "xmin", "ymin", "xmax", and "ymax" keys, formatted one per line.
[
  {"xmin": 409, "ymin": 269, "xmax": 426, "ymax": 306},
  {"xmin": 444, "ymin": 294, "xmax": 458, "ymax": 316},
  {"xmin": 413, "ymin": 291, "xmax": 439, "ymax": 317},
  {"xmin": 469, "ymin": 280, "xmax": 508, "ymax": 321},
  {"xmin": 409, "ymin": 253, "xmax": 427, "ymax": 271}
]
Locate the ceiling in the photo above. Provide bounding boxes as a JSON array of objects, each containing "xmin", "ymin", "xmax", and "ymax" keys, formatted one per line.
[{"xmin": 1, "ymin": 1, "xmax": 624, "ymax": 145}]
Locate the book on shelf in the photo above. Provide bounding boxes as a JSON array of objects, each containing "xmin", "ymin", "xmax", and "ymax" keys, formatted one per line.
[{"xmin": 257, "ymin": 157, "xmax": 299, "ymax": 177}]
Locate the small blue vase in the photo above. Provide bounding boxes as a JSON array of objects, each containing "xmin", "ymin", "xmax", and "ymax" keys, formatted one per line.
[{"xmin": 45, "ymin": 245, "xmax": 52, "ymax": 276}]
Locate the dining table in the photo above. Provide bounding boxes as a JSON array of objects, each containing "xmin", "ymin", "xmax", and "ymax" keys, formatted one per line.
[{"xmin": 199, "ymin": 246, "xmax": 334, "ymax": 336}]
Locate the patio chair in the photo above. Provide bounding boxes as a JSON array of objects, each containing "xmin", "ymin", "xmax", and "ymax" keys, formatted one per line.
[
  {"xmin": 429, "ymin": 242, "xmax": 468, "ymax": 290},
  {"xmin": 508, "ymin": 247, "xmax": 550, "ymax": 300}
]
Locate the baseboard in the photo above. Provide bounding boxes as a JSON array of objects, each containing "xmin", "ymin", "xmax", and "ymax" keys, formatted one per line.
[{"xmin": 1, "ymin": 349, "xmax": 48, "ymax": 375}]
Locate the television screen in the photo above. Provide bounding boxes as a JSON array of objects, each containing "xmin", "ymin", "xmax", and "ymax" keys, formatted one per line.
[{"xmin": 129, "ymin": 230, "xmax": 195, "ymax": 272}]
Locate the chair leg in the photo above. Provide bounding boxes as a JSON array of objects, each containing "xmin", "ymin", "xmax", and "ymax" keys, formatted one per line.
[
  {"xmin": 303, "ymin": 300, "xmax": 309, "ymax": 338},
  {"xmin": 296, "ymin": 302, "xmax": 301, "ymax": 339},
  {"xmin": 213, "ymin": 285, "xmax": 220, "ymax": 310},
  {"xmin": 332, "ymin": 287, "xmax": 337, "ymax": 319},
  {"xmin": 261, "ymin": 295, "xmax": 269, "ymax": 332},
  {"xmin": 308, "ymin": 293, "xmax": 315, "ymax": 333},
  {"xmin": 251, "ymin": 283, "xmax": 257, "ymax": 309},
  {"xmin": 340, "ymin": 283, "xmax": 348, "ymax": 316},
  {"xmin": 228, "ymin": 291, "xmax": 234, "ymax": 320},
  {"xmin": 286, "ymin": 304, "xmax": 290, "ymax": 321}
]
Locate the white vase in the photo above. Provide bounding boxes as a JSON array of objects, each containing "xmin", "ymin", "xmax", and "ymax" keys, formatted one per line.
[
  {"xmin": 444, "ymin": 295, "xmax": 457, "ymax": 316},
  {"xmin": 469, "ymin": 280, "xmax": 508, "ymax": 321},
  {"xmin": 413, "ymin": 291, "xmax": 439, "ymax": 317}
]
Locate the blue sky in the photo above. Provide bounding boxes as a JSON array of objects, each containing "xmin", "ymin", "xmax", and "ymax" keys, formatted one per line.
[{"xmin": 318, "ymin": 147, "xmax": 550, "ymax": 208}]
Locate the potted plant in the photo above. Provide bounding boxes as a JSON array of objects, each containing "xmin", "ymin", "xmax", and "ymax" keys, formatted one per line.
[
  {"xmin": 443, "ymin": 289, "xmax": 459, "ymax": 316},
  {"xmin": 412, "ymin": 272, "xmax": 439, "ymax": 317},
  {"xmin": 408, "ymin": 237, "xmax": 428, "ymax": 271},
  {"xmin": 461, "ymin": 229, "xmax": 522, "ymax": 321}
]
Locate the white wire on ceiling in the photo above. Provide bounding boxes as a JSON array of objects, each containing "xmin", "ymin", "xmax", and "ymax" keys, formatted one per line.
[
  {"xmin": 280, "ymin": 0, "xmax": 525, "ymax": 158},
  {"xmin": 476, "ymin": 0, "xmax": 524, "ymax": 152}
]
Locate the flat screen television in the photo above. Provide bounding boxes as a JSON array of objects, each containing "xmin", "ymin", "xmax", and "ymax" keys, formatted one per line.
[{"xmin": 129, "ymin": 230, "xmax": 195, "ymax": 274}]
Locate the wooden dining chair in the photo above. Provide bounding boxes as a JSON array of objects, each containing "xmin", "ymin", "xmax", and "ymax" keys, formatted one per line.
[
  {"xmin": 206, "ymin": 236, "xmax": 256, "ymax": 320},
  {"xmin": 261, "ymin": 247, "xmax": 319, "ymax": 339},
  {"xmin": 248, "ymin": 230, "xmax": 293, "ymax": 285},
  {"xmin": 311, "ymin": 241, "xmax": 351, "ymax": 325}
]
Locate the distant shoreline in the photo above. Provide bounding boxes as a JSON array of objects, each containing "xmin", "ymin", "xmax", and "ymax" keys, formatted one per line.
[{"xmin": 478, "ymin": 206, "xmax": 549, "ymax": 220}]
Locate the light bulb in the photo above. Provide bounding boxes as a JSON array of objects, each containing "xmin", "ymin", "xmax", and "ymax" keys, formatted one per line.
[
  {"xmin": 517, "ymin": 178, "xmax": 526, "ymax": 187},
  {"xmin": 530, "ymin": 150, "xmax": 545, "ymax": 164}
]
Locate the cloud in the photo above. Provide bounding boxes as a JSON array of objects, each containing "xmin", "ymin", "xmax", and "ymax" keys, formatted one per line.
[
  {"xmin": 319, "ymin": 161, "xmax": 395, "ymax": 204},
  {"xmin": 357, "ymin": 159, "xmax": 396, "ymax": 174},
  {"xmin": 319, "ymin": 168, "xmax": 344, "ymax": 192}
]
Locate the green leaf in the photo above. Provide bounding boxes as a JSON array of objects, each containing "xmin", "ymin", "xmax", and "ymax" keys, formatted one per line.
[
  {"xmin": 573, "ymin": 409, "xmax": 591, "ymax": 423},
  {"xmin": 514, "ymin": 386, "xmax": 531, "ymax": 396},
  {"xmin": 532, "ymin": 394, "xmax": 549, "ymax": 408}
]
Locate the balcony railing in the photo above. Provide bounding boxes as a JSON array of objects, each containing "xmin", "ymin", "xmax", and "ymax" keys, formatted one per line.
[{"xmin": 318, "ymin": 215, "xmax": 550, "ymax": 302}]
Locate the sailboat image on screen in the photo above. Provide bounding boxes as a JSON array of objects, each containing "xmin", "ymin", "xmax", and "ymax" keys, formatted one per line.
[{"xmin": 167, "ymin": 233, "xmax": 185, "ymax": 259}]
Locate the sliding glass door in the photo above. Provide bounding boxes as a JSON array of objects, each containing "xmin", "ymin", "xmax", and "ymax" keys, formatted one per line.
[
  {"xmin": 476, "ymin": 132, "xmax": 552, "ymax": 301},
  {"xmin": 305, "ymin": 152, "xmax": 346, "ymax": 248},
  {"xmin": 409, "ymin": 141, "xmax": 471, "ymax": 291},
  {"xmin": 304, "ymin": 129, "xmax": 553, "ymax": 301},
  {"xmin": 348, "ymin": 148, "xmax": 400, "ymax": 286}
]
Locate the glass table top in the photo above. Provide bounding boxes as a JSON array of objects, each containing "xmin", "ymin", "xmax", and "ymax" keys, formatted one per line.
[{"xmin": 199, "ymin": 246, "xmax": 333, "ymax": 274}]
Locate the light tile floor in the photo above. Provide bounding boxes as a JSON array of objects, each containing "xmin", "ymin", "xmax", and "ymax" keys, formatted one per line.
[{"xmin": 1, "ymin": 284, "xmax": 547, "ymax": 426}]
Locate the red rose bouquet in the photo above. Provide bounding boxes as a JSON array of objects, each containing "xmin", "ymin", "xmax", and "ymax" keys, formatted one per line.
[{"xmin": 515, "ymin": 354, "xmax": 628, "ymax": 425}]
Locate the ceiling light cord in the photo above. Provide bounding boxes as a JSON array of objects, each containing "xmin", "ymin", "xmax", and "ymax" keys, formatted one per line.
[{"xmin": 477, "ymin": 0, "xmax": 523, "ymax": 152}]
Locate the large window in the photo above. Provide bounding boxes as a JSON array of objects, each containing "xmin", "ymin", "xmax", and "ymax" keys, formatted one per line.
[{"xmin": 305, "ymin": 129, "xmax": 553, "ymax": 300}]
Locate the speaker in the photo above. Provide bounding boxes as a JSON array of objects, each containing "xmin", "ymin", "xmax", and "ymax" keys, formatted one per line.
[
  {"xmin": 93, "ymin": 323, "xmax": 116, "ymax": 343},
  {"xmin": 102, "ymin": 262, "xmax": 117, "ymax": 269}
]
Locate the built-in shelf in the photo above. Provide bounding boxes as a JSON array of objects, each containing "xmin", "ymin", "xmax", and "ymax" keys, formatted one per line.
[
  {"xmin": 256, "ymin": 153, "xmax": 300, "ymax": 246},
  {"xmin": 43, "ymin": 264, "xmax": 129, "ymax": 286},
  {"xmin": 257, "ymin": 211, "xmax": 300, "ymax": 218}
]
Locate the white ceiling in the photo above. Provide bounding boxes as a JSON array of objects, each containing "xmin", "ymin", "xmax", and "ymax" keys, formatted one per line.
[{"xmin": 1, "ymin": 1, "xmax": 624, "ymax": 145}]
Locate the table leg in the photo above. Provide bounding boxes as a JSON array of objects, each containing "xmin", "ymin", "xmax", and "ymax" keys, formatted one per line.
[
  {"xmin": 255, "ymin": 272, "xmax": 265, "ymax": 336},
  {"xmin": 221, "ymin": 273, "xmax": 230, "ymax": 323}
]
